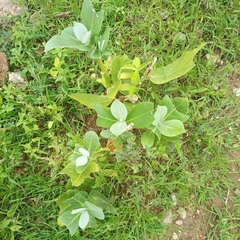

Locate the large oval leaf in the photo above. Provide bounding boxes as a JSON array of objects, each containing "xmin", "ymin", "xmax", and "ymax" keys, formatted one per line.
[
  {"xmin": 126, "ymin": 102, "xmax": 154, "ymax": 128},
  {"xmin": 159, "ymin": 120, "xmax": 185, "ymax": 137},
  {"xmin": 84, "ymin": 131, "xmax": 100, "ymax": 154},
  {"xmin": 110, "ymin": 99, "xmax": 128, "ymax": 121}
]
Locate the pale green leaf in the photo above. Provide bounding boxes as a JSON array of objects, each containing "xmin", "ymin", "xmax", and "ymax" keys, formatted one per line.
[
  {"xmin": 110, "ymin": 99, "xmax": 128, "ymax": 121},
  {"xmin": 79, "ymin": 210, "xmax": 90, "ymax": 230},
  {"xmin": 84, "ymin": 131, "xmax": 100, "ymax": 154},
  {"xmin": 100, "ymin": 130, "xmax": 116, "ymax": 138},
  {"xmin": 126, "ymin": 102, "xmax": 154, "ymax": 128},
  {"xmin": 152, "ymin": 106, "xmax": 167, "ymax": 126},
  {"xmin": 110, "ymin": 121, "xmax": 128, "ymax": 136},
  {"xmin": 150, "ymin": 43, "xmax": 206, "ymax": 84},
  {"xmin": 159, "ymin": 120, "xmax": 185, "ymax": 137},
  {"xmin": 84, "ymin": 201, "xmax": 104, "ymax": 220},
  {"xmin": 141, "ymin": 130, "xmax": 155, "ymax": 147},
  {"xmin": 71, "ymin": 93, "xmax": 112, "ymax": 108}
]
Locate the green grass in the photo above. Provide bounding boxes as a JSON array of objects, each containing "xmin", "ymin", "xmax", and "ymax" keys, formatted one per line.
[{"xmin": 1, "ymin": 0, "xmax": 240, "ymax": 239}]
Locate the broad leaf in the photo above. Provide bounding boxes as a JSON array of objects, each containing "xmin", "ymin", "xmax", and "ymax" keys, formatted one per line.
[
  {"xmin": 44, "ymin": 27, "xmax": 91, "ymax": 52},
  {"xmin": 56, "ymin": 190, "xmax": 79, "ymax": 213},
  {"xmin": 71, "ymin": 93, "xmax": 112, "ymax": 108},
  {"xmin": 141, "ymin": 130, "xmax": 155, "ymax": 148},
  {"xmin": 100, "ymin": 130, "xmax": 116, "ymax": 138},
  {"xmin": 59, "ymin": 192, "xmax": 87, "ymax": 235},
  {"xmin": 110, "ymin": 121, "xmax": 128, "ymax": 136},
  {"xmin": 150, "ymin": 43, "xmax": 205, "ymax": 84},
  {"xmin": 172, "ymin": 97, "xmax": 189, "ymax": 114},
  {"xmin": 88, "ymin": 190, "xmax": 108, "ymax": 209},
  {"xmin": 81, "ymin": 0, "xmax": 104, "ymax": 40},
  {"xmin": 84, "ymin": 201, "xmax": 104, "ymax": 220},
  {"xmin": 126, "ymin": 102, "xmax": 154, "ymax": 128},
  {"xmin": 159, "ymin": 95, "xmax": 189, "ymax": 122},
  {"xmin": 60, "ymin": 161, "xmax": 99, "ymax": 186},
  {"xmin": 110, "ymin": 99, "xmax": 128, "ymax": 121},
  {"xmin": 73, "ymin": 22, "xmax": 90, "ymax": 43},
  {"xmin": 84, "ymin": 131, "xmax": 100, "ymax": 154},
  {"xmin": 93, "ymin": 104, "xmax": 116, "ymax": 128},
  {"xmin": 159, "ymin": 120, "xmax": 185, "ymax": 137}
]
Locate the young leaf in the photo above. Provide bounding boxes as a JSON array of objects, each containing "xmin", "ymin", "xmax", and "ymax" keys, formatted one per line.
[
  {"xmin": 149, "ymin": 43, "xmax": 206, "ymax": 84},
  {"xmin": 110, "ymin": 99, "xmax": 128, "ymax": 121},
  {"xmin": 60, "ymin": 210, "xmax": 80, "ymax": 235},
  {"xmin": 73, "ymin": 22, "xmax": 90, "ymax": 44},
  {"xmin": 97, "ymin": 26, "xmax": 110, "ymax": 51},
  {"xmin": 93, "ymin": 104, "xmax": 116, "ymax": 128},
  {"xmin": 152, "ymin": 106, "xmax": 167, "ymax": 126},
  {"xmin": 84, "ymin": 201, "xmax": 104, "ymax": 220},
  {"xmin": 110, "ymin": 121, "xmax": 128, "ymax": 136},
  {"xmin": 79, "ymin": 210, "xmax": 90, "ymax": 230},
  {"xmin": 71, "ymin": 93, "xmax": 112, "ymax": 108},
  {"xmin": 44, "ymin": 27, "xmax": 91, "ymax": 52},
  {"xmin": 126, "ymin": 102, "xmax": 154, "ymax": 128},
  {"xmin": 159, "ymin": 120, "xmax": 185, "ymax": 137},
  {"xmin": 84, "ymin": 131, "xmax": 100, "ymax": 154}
]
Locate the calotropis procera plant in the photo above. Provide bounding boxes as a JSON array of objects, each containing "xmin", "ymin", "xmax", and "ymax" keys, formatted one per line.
[{"xmin": 44, "ymin": 0, "xmax": 205, "ymax": 235}]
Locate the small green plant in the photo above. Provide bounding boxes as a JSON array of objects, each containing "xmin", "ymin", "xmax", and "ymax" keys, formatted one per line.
[{"xmin": 44, "ymin": 0, "xmax": 205, "ymax": 236}]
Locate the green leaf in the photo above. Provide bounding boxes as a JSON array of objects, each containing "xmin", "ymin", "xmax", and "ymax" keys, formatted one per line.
[
  {"xmin": 59, "ymin": 192, "xmax": 87, "ymax": 235},
  {"xmin": 71, "ymin": 93, "xmax": 112, "ymax": 108},
  {"xmin": 60, "ymin": 161, "xmax": 99, "ymax": 187},
  {"xmin": 110, "ymin": 121, "xmax": 128, "ymax": 136},
  {"xmin": 141, "ymin": 130, "xmax": 155, "ymax": 148},
  {"xmin": 93, "ymin": 104, "xmax": 116, "ymax": 128},
  {"xmin": 88, "ymin": 190, "xmax": 108, "ymax": 209},
  {"xmin": 107, "ymin": 85, "xmax": 120, "ymax": 99},
  {"xmin": 110, "ymin": 99, "xmax": 128, "ymax": 121},
  {"xmin": 172, "ymin": 97, "xmax": 189, "ymax": 114},
  {"xmin": 126, "ymin": 102, "xmax": 154, "ymax": 128},
  {"xmin": 84, "ymin": 201, "xmax": 104, "ymax": 220},
  {"xmin": 159, "ymin": 95, "xmax": 189, "ymax": 122},
  {"xmin": 159, "ymin": 120, "xmax": 185, "ymax": 137},
  {"xmin": 84, "ymin": 131, "xmax": 100, "ymax": 154},
  {"xmin": 57, "ymin": 190, "xmax": 80, "ymax": 213},
  {"xmin": 149, "ymin": 43, "xmax": 206, "ymax": 84},
  {"xmin": 100, "ymin": 130, "xmax": 116, "ymax": 138},
  {"xmin": 44, "ymin": 27, "xmax": 91, "ymax": 52},
  {"xmin": 81, "ymin": 0, "xmax": 104, "ymax": 40}
]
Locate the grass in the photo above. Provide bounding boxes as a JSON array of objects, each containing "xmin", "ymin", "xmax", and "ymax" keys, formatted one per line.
[{"xmin": 1, "ymin": 0, "xmax": 240, "ymax": 239}]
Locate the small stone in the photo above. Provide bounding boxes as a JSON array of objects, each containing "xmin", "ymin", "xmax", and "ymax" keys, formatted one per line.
[
  {"xmin": 163, "ymin": 210, "xmax": 173, "ymax": 224},
  {"xmin": 175, "ymin": 220, "xmax": 183, "ymax": 225},
  {"xmin": 177, "ymin": 207, "xmax": 187, "ymax": 219},
  {"xmin": 172, "ymin": 232, "xmax": 178, "ymax": 240},
  {"xmin": 233, "ymin": 88, "xmax": 240, "ymax": 97},
  {"xmin": 171, "ymin": 193, "xmax": 178, "ymax": 205},
  {"xmin": 234, "ymin": 189, "xmax": 240, "ymax": 195}
]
